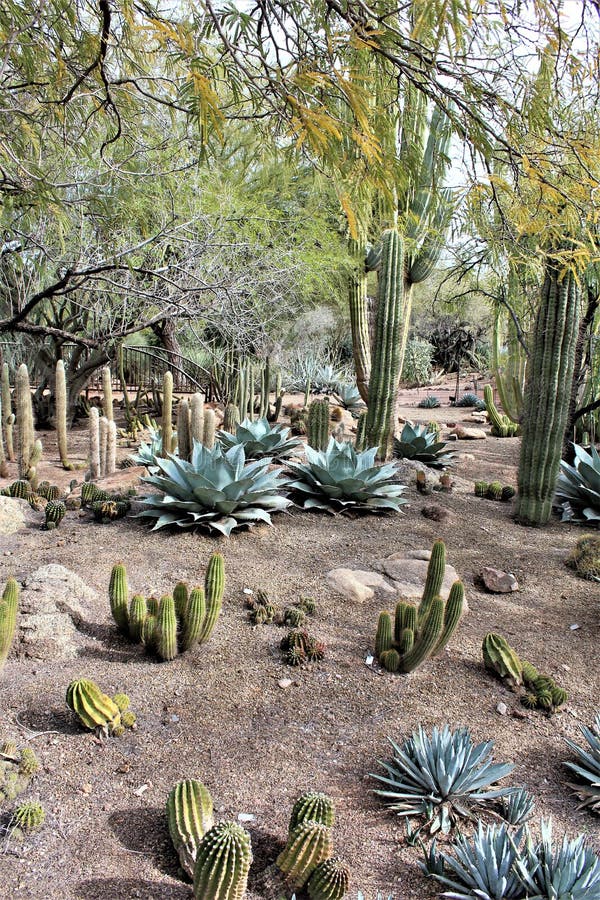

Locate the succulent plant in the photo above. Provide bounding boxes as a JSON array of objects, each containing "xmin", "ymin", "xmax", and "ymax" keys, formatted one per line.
[
  {"xmin": 307, "ymin": 857, "xmax": 350, "ymax": 900},
  {"xmin": 1, "ymin": 740, "xmax": 39, "ymax": 805},
  {"xmin": 516, "ymin": 819, "xmax": 600, "ymax": 899},
  {"xmin": 332, "ymin": 382, "xmax": 364, "ymax": 414},
  {"xmin": 167, "ymin": 779, "xmax": 214, "ymax": 878},
  {"xmin": 393, "ymin": 422, "xmax": 455, "ymax": 468},
  {"xmin": 281, "ymin": 629, "xmax": 325, "ymax": 666},
  {"xmin": 307, "ymin": 399, "xmax": 331, "ymax": 451},
  {"xmin": 453, "ymin": 392, "xmax": 481, "ymax": 407},
  {"xmin": 563, "ymin": 712, "xmax": 600, "ymax": 813},
  {"xmin": 565, "ymin": 534, "xmax": 600, "ymax": 581},
  {"xmin": 482, "ymin": 633, "xmax": 523, "ymax": 685},
  {"xmin": 487, "ymin": 481, "xmax": 504, "ymax": 500},
  {"xmin": 286, "ymin": 439, "xmax": 407, "ymax": 514},
  {"xmin": 66, "ymin": 678, "xmax": 136, "ymax": 737},
  {"xmin": 139, "ymin": 442, "xmax": 292, "ymax": 536},
  {"xmin": 418, "ymin": 395, "xmax": 440, "ymax": 408},
  {"xmin": 0, "ymin": 577, "xmax": 18, "ymax": 670},
  {"xmin": 92, "ymin": 499, "xmax": 130, "ymax": 521},
  {"xmin": 13, "ymin": 800, "xmax": 45, "ymax": 831},
  {"xmin": 44, "ymin": 499, "xmax": 66, "ymax": 529},
  {"xmin": 108, "ymin": 553, "xmax": 224, "ymax": 660},
  {"xmin": 277, "ymin": 820, "xmax": 333, "ymax": 889},
  {"xmin": 497, "ymin": 787, "xmax": 535, "ymax": 826},
  {"xmin": 193, "ymin": 821, "xmax": 252, "ymax": 900},
  {"xmin": 421, "ymin": 821, "xmax": 529, "ymax": 899},
  {"xmin": 372, "ymin": 725, "xmax": 515, "ymax": 834},
  {"xmin": 218, "ymin": 416, "xmax": 302, "ymax": 460},
  {"xmin": 484, "ymin": 385, "xmax": 520, "ymax": 437},
  {"xmin": 474, "ymin": 481, "xmax": 489, "ymax": 497},
  {"xmin": 555, "ymin": 444, "xmax": 600, "ymax": 523},
  {"xmin": 283, "ymin": 606, "xmax": 306, "ymax": 627},
  {"xmin": 289, "ymin": 792, "xmax": 335, "ymax": 831}
]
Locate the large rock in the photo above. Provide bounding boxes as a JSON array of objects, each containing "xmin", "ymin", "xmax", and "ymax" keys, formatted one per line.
[
  {"xmin": 17, "ymin": 564, "xmax": 99, "ymax": 659},
  {"xmin": 0, "ymin": 496, "xmax": 38, "ymax": 535},
  {"xmin": 326, "ymin": 568, "xmax": 396, "ymax": 602},
  {"xmin": 449, "ymin": 426, "xmax": 487, "ymax": 440},
  {"xmin": 480, "ymin": 567, "xmax": 519, "ymax": 593},
  {"xmin": 373, "ymin": 549, "xmax": 466, "ymax": 606}
]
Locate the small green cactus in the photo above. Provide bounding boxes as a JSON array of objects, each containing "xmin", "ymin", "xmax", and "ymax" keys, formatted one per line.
[
  {"xmin": 482, "ymin": 633, "xmax": 523, "ymax": 684},
  {"xmin": 307, "ymin": 857, "xmax": 350, "ymax": 900},
  {"xmin": 0, "ymin": 577, "xmax": 19, "ymax": 670},
  {"xmin": 281, "ymin": 629, "xmax": 325, "ymax": 666},
  {"xmin": 299, "ymin": 597, "xmax": 316, "ymax": 614},
  {"xmin": 289, "ymin": 792, "xmax": 335, "ymax": 831},
  {"xmin": 157, "ymin": 595, "xmax": 178, "ymax": 661},
  {"xmin": 375, "ymin": 612, "xmax": 393, "ymax": 657},
  {"xmin": 1, "ymin": 741, "xmax": 39, "ymax": 805},
  {"xmin": 307, "ymin": 399, "xmax": 330, "ymax": 451},
  {"xmin": 13, "ymin": 800, "xmax": 45, "ymax": 831},
  {"xmin": 501, "ymin": 485, "xmax": 516, "ymax": 501},
  {"xmin": 486, "ymin": 481, "xmax": 504, "ymax": 500},
  {"xmin": 193, "ymin": 821, "xmax": 252, "ymax": 900},
  {"xmin": 66, "ymin": 678, "xmax": 135, "ymax": 736},
  {"xmin": 109, "ymin": 563, "xmax": 129, "ymax": 634},
  {"xmin": 474, "ymin": 481, "xmax": 489, "ymax": 497},
  {"xmin": 277, "ymin": 820, "xmax": 332, "ymax": 889},
  {"xmin": 284, "ymin": 607, "xmax": 306, "ymax": 627},
  {"xmin": 167, "ymin": 779, "xmax": 214, "ymax": 878},
  {"xmin": 380, "ymin": 647, "xmax": 400, "ymax": 673}
]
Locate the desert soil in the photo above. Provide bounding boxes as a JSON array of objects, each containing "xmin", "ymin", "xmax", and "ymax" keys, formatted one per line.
[{"xmin": 0, "ymin": 380, "xmax": 598, "ymax": 900}]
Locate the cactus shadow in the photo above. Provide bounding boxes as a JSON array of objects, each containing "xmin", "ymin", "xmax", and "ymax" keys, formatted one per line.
[
  {"xmin": 75, "ymin": 878, "xmax": 190, "ymax": 899},
  {"xmin": 73, "ymin": 620, "xmax": 142, "ymax": 663},
  {"xmin": 16, "ymin": 704, "xmax": 80, "ymax": 735},
  {"xmin": 109, "ymin": 806, "xmax": 180, "ymax": 877},
  {"xmin": 246, "ymin": 823, "xmax": 287, "ymax": 895}
]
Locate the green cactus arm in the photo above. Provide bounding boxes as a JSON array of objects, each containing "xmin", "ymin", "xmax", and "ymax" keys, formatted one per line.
[
  {"xmin": 348, "ymin": 238, "xmax": 372, "ymax": 404},
  {"xmin": 431, "ymin": 581, "xmax": 465, "ymax": 657},
  {"xmin": 376, "ymin": 612, "xmax": 393, "ymax": 657},
  {"xmin": 418, "ymin": 540, "xmax": 446, "ymax": 621},
  {"xmin": 108, "ymin": 563, "xmax": 130, "ymax": 634},
  {"xmin": 157, "ymin": 596, "xmax": 178, "ymax": 661},
  {"xmin": 398, "ymin": 597, "xmax": 444, "ymax": 673},
  {"xmin": 181, "ymin": 587, "xmax": 206, "ymax": 651}
]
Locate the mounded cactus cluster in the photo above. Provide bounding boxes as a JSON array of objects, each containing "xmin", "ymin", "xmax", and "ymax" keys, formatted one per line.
[
  {"xmin": 0, "ymin": 577, "xmax": 19, "ymax": 670},
  {"xmin": 474, "ymin": 481, "xmax": 516, "ymax": 501},
  {"xmin": 565, "ymin": 534, "xmax": 600, "ymax": 581},
  {"xmin": 0, "ymin": 739, "xmax": 39, "ymax": 805},
  {"xmin": 13, "ymin": 800, "xmax": 45, "ymax": 832},
  {"xmin": 281, "ymin": 628, "xmax": 326, "ymax": 666},
  {"xmin": 108, "ymin": 553, "xmax": 225, "ymax": 660},
  {"xmin": 482, "ymin": 633, "xmax": 567, "ymax": 713},
  {"xmin": 374, "ymin": 540, "xmax": 465, "ymax": 674},
  {"xmin": 246, "ymin": 589, "xmax": 278, "ymax": 625},
  {"xmin": 66, "ymin": 678, "xmax": 137, "ymax": 736}
]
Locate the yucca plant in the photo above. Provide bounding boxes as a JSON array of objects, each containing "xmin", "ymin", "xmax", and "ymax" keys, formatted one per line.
[
  {"xmin": 515, "ymin": 819, "xmax": 600, "ymax": 900},
  {"xmin": 393, "ymin": 422, "xmax": 455, "ymax": 469},
  {"xmin": 286, "ymin": 439, "xmax": 407, "ymax": 514},
  {"xmin": 555, "ymin": 444, "xmax": 600, "ymax": 523},
  {"xmin": 217, "ymin": 416, "xmax": 302, "ymax": 460},
  {"xmin": 563, "ymin": 712, "xmax": 600, "ymax": 813},
  {"xmin": 420, "ymin": 822, "xmax": 529, "ymax": 900},
  {"xmin": 372, "ymin": 725, "xmax": 515, "ymax": 835},
  {"xmin": 138, "ymin": 442, "xmax": 292, "ymax": 536}
]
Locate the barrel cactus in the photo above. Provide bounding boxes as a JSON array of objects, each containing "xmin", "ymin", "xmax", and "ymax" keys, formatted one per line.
[
  {"xmin": 307, "ymin": 857, "xmax": 350, "ymax": 900},
  {"xmin": 193, "ymin": 821, "xmax": 252, "ymax": 900},
  {"xmin": 289, "ymin": 792, "xmax": 335, "ymax": 831},
  {"xmin": 13, "ymin": 800, "xmax": 45, "ymax": 831},
  {"xmin": 482, "ymin": 633, "xmax": 523, "ymax": 685},
  {"xmin": 167, "ymin": 779, "xmax": 214, "ymax": 878},
  {"xmin": 277, "ymin": 820, "xmax": 333, "ymax": 889},
  {"xmin": 66, "ymin": 678, "xmax": 136, "ymax": 737}
]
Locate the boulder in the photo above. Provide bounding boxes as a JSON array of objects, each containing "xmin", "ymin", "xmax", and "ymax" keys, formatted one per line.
[
  {"xmin": 449, "ymin": 426, "xmax": 487, "ymax": 440},
  {"xmin": 480, "ymin": 567, "xmax": 519, "ymax": 593},
  {"xmin": 0, "ymin": 496, "xmax": 38, "ymax": 535},
  {"xmin": 326, "ymin": 568, "xmax": 396, "ymax": 603},
  {"xmin": 373, "ymin": 548, "xmax": 466, "ymax": 607}
]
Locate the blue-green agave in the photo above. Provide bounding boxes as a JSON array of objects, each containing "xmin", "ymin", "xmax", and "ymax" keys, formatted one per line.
[
  {"xmin": 563, "ymin": 712, "xmax": 600, "ymax": 813},
  {"xmin": 393, "ymin": 422, "xmax": 455, "ymax": 469},
  {"xmin": 372, "ymin": 725, "xmax": 514, "ymax": 835},
  {"xmin": 217, "ymin": 416, "xmax": 302, "ymax": 460},
  {"xmin": 286, "ymin": 439, "xmax": 407, "ymax": 514},
  {"xmin": 138, "ymin": 442, "xmax": 292, "ymax": 536},
  {"xmin": 515, "ymin": 819, "xmax": 600, "ymax": 900},
  {"xmin": 555, "ymin": 444, "xmax": 600, "ymax": 523}
]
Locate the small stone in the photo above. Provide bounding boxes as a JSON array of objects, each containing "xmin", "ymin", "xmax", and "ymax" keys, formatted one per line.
[
  {"xmin": 569, "ymin": 623, "xmax": 580, "ymax": 631},
  {"xmin": 496, "ymin": 702, "xmax": 508, "ymax": 716},
  {"xmin": 480, "ymin": 567, "xmax": 519, "ymax": 593},
  {"xmin": 365, "ymin": 654, "xmax": 374, "ymax": 666},
  {"xmin": 133, "ymin": 783, "xmax": 149, "ymax": 796},
  {"xmin": 561, "ymin": 664, "xmax": 571, "ymax": 671},
  {"xmin": 4, "ymin": 550, "xmax": 12, "ymax": 556},
  {"xmin": 81, "ymin": 783, "xmax": 93, "ymax": 795},
  {"xmin": 242, "ymin": 588, "xmax": 254, "ymax": 595},
  {"xmin": 237, "ymin": 813, "xmax": 256, "ymax": 823},
  {"xmin": 278, "ymin": 678, "xmax": 292, "ymax": 689}
]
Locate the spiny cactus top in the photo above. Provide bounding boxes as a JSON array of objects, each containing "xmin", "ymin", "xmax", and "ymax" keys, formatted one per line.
[{"xmin": 193, "ymin": 821, "xmax": 252, "ymax": 900}]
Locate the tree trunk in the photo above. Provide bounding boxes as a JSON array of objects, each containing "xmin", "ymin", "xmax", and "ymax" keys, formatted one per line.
[{"xmin": 152, "ymin": 318, "xmax": 184, "ymax": 390}]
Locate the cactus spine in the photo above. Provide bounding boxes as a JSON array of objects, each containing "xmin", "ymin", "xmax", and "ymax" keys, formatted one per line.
[
  {"xmin": 89, "ymin": 407, "xmax": 100, "ymax": 479},
  {"xmin": 1, "ymin": 362, "xmax": 14, "ymax": 461},
  {"xmin": 289, "ymin": 792, "xmax": 335, "ymax": 831},
  {"xmin": 277, "ymin": 820, "xmax": 332, "ymax": 889},
  {"xmin": 307, "ymin": 857, "xmax": 350, "ymax": 900},
  {"xmin": 167, "ymin": 779, "xmax": 214, "ymax": 878},
  {"xmin": 0, "ymin": 577, "xmax": 19, "ymax": 669},
  {"xmin": 193, "ymin": 822, "xmax": 252, "ymax": 900},
  {"xmin": 101, "ymin": 366, "xmax": 113, "ymax": 420},
  {"xmin": 161, "ymin": 371, "xmax": 174, "ymax": 457},
  {"xmin": 516, "ymin": 261, "xmax": 582, "ymax": 525},
  {"xmin": 363, "ymin": 229, "xmax": 405, "ymax": 459},
  {"xmin": 307, "ymin": 399, "xmax": 330, "ymax": 451}
]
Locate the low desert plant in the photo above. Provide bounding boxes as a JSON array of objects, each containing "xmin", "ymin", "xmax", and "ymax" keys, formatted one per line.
[
  {"xmin": 563, "ymin": 711, "xmax": 600, "ymax": 813},
  {"xmin": 66, "ymin": 678, "xmax": 137, "ymax": 737},
  {"xmin": 565, "ymin": 534, "xmax": 600, "ymax": 581},
  {"xmin": 555, "ymin": 443, "xmax": 600, "ymax": 524},
  {"xmin": 393, "ymin": 422, "xmax": 455, "ymax": 468},
  {"xmin": 217, "ymin": 416, "xmax": 302, "ymax": 460},
  {"xmin": 516, "ymin": 819, "xmax": 600, "ymax": 899},
  {"xmin": 418, "ymin": 395, "xmax": 441, "ymax": 409}
]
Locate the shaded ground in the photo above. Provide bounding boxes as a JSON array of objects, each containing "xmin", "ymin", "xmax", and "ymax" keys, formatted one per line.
[{"xmin": 0, "ymin": 383, "xmax": 598, "ymax": 900}]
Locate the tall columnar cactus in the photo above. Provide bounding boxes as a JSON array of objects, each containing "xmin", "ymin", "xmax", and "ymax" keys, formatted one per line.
[
  {"xmin": 101, "ymin": 366, "xmax": 113, "ymax": 421},
  {"xmin": 277, "ymin": 820, "xmax": 333, "ymax": 889},
  {"xmin": 0, "ymin": 394, "xmax": 7, "ymax": 478},
  {"xmin": 89, "ymin": 407, "xmax": 100, "ymax": 479},
  {"xmin": 106, "ymin": 420, "xmax": 117, "ymax": 475},
  {"xmin": 517, "ymin": 260, "xmax": 582, "ymax": 525},
  {"xmin": 178, "ymin": 399, "xmax": 192, "ymax": 462},
  {"xmin": 55, "ymin": 360, "xmax": 72, "ymax": 469},
  {"xmin": 203, "ymin": 409, "xmax": 216, "ymax": 449},
  {"xmin": 193, "ymin": 821, "xmax": 252, "ymax": 900},
  {"xmin": 363, "ymin": 229, "xmax": 405, "ymax": 460},
  {"xmin": 307, "ymin": 400, "xmax": 330, "ymax": 451},
  {"xmin": 267, "ymin": 371, "xmax": 283, "ymax": 423},
  {"xmin": 289, "ymin": 792, "xmax": 335, "ymax": 831},
  {"xmin": 1, "ymin": 362, "xmax": 14, "ymax": 461},
  {"xmin": 167, "ymin": 779, "xmax": 214, "ymax": 878},
  {"xmin": 307, "ymin": 857, "xmax": 350, "ymax": 900},
  {"xmin": 16, "ymin": 363, "xmax": 40, "ymax": 484},
  {"xmin": 161, "ymin": 371, "xmax": 174, "ymax": 457},
  {"xmin": 99, "ymin": 415, "xmax": 109, "ymax": 474},
  {"xmin": 484, "ymin": 385, "xmax": 519, "ymax": 437},
  {"xmin": 107, "ymin": 552, "xmax": 224, "ymax": 660},
  {"xmin": 223, "ymin": 403, "xmax": 240, "ymax": 433},
  {"xmin": 0, "ymin": 577, "xmax": 19, "ymax": 670},
  {"xmin": 375, "ymin": 541, "xmax": 465, "ymax": 674},
  {"xmin": 190, "ymin": 393, "xmax": 205, "ymax": 444}
]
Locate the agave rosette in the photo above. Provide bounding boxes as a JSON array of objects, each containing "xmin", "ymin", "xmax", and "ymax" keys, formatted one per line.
[
  {"xmin": 563, "ymin": 712, "xmax": 600, "ymax": 813},
  {"xmin": 286, "ymin": 439, "xmax": 407, "ymax": 514},
  {"xmin": 555, "ymin": 444, "xmax": 600, "ymax": 523},
  {"xmin": 217, "ymin": 416, "xmax": 302, "ymax": 460},
  {"xmin": 138, "ymin": 442, "xmax": 292, "ymax": 536},
  {"xmin": 515, "ymin": 819, "xmax": 600, "ymax": 899},
  {"xmin": 372, "ymin": 725, "xmax": 515, "ymax": 834},
  {"xmin": 393, "ymin": 422, "xmax": 455, "ymax": 469}
]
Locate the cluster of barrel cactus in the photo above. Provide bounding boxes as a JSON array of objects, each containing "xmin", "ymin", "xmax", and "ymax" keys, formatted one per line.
[
  {"xmin": 565, "ymin": 534, "xmax": 600, "ymax": 581},
  {"xmin": 281, "ymin": 628, "xmax": 326, "ymax": 666},
  {"xmin": 108, "ymin": 552, "xmax": 225, "ymax": 661},
  {"xmin": 278, "ymin": 792, "xmax": 349, "ymax": 898},
  {"xmin": 246, "ymin": 591, "xmax": 317, "ymax": 629},
  {"xmin": 167, "ymin": 778, "xmax": 215, "ymax": 878},
  {"xmin": 66, "ymin": 678, "xmax": 137, "ymax": 736},
  {"xmin": 12, "ymin": 800, "xmax": 46, "ymax": 833},
  {"xmin": 474, "ymin": 480, "xmax": 516, "ymax": 501},
  {"xmin": 374, "ymin": 541, "xmax": 465, "ymax": 674},
  {"xmin": 0, "ymin": 577, "xmax": 18, "ymax": 671},
  {"xmin": 246, "ymin": 589, "xmax": 278, "ymax": 625},
  {"xmin": 0, "ymin": 739, "xmax": 39, "ymax": 805},
  {"xmin": 482, "ymin": 633, "xmax": 567, "ymax": 712},
  {"xmin": 483, "ymin": 385, "xmax": 520, "ymax": 437}
]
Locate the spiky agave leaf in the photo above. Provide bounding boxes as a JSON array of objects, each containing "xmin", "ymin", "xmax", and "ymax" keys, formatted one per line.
[
  {"xmin": 555, "ymin": 444, "xmax": 600, "ymax": 523},
  {"xmin": 563, "ymin": 712, "xmax": 600, "ymax": 813},
  {"xmin": 393, "ymin": 422, "xmax": 455, "ymax": 469},
  {"xmin": 286, "ymin": 439, "xmax": 407, "ymax": 514},
  {"xmin": 138, "ymin": 442, "xmax": 292, "ymax": 536},
  {"xmin": 217, "ymin": 416, "xmax": 302, "ymax": 460},
  {"xmin": 422, "ymin": 822, "xmax": 529, "ymax": 900},
  {"xmin": 129, "ymin": 426, "xmax": 177, "ymax": 469},
  {"xmin": 515, "ymin": 819, "xmax": 600, "ymax": 899},
  {"xmin": 372, "ymin": 725, "xmax": 514, "ymax": 834}
]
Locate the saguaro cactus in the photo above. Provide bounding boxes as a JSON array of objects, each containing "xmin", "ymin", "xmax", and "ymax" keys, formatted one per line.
[
  {"xmin": 516, "ymin": 260, "xmax": 582, "ymax": 525},
  {"xmin": 363, "ymin": 229, "xmax": 405, "ymax": 459}
]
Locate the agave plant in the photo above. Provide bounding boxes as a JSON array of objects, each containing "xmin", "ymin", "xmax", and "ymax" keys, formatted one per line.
[
  {"xmin": 418, "ymin": 395, "xmax": 441, "ymax": 409},
  {"xmin": 129, "ymin": 426, "xmax": 176, "ymax": 468},
  {"xmin": 371, "ymin": 725, "xmax": 515, "ymax": 835},
  {"xmin": 497, "ymin": 787, "xmax": 535, "ymax": 826},
  {"xmin": 555, "ymin": 444, "xmax": 600, "ymax": 523},
  {"xmin": 217, "ymin": 416, "xmax": 302, "ymax": 460},
  {"xmin": 515, "ymin": 819, "xmax": 600, "ymax": 900},
  {"xmin": 393, "ymin": 422, "xmax": 455, "ymax": 469},
  {"xmin": 420, "ymin": 822, "xmax": 529, "ymax": 900},
  {"xmin": 332, "ymin": 381, "xmax": 365, "ymax": 414},
  {"xmin": 286, "ymin": 439, "xmax": 407, "ymax": 514},
  {"xmin": 138, "ymin": 442, "xmax": 292, "ymax": 536},
  {"xmin": 563, "ymin": 712, "xmax": 600, "ymax": 813}
]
